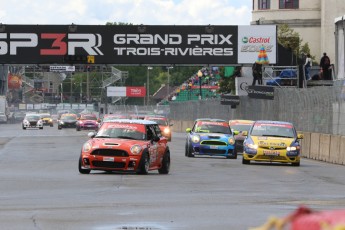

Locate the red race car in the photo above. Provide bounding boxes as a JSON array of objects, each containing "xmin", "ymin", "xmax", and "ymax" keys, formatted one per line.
[
  {"xmin": 78, "ymin": 119, "xmax": 171, "ymax": 174},
  {"xmin": 144, "ymin": 115, "xmax": 172, "ymax": 141},
  {"xmin": 76, "ymin": 114, "xmax": 100, "ymax": 131}
]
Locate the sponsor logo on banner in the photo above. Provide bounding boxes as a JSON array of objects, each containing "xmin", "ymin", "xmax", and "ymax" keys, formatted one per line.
[
  {"xmin": 247, "ymin": 86, "xmax": 274, "ymax": 100},
  {"xmin": 126, "ymin": 87, "xmax": 146, "ymax": 97}
]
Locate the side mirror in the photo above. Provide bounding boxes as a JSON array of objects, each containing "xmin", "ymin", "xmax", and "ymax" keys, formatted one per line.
[
  {"xmin": 242, "ymin": 131, "xmax": 248, "ymax": 136},
  {"xmin": 297, "ymin": 133, "xmax": 304, "ymax": 139},
  {"xmin": 233, "ymin": 130, "xmax": 239, "ymax": 135},
  {"xmin": 186, "ymin": 128, "xmax": 191, "ymax": 133},
  {"xmin": 170, "ymin": 123, "xmax": 173, "ymax": 126},
  {"xmin": 88, "ymin": 132, "xmax": 96, "ymax": 138}
]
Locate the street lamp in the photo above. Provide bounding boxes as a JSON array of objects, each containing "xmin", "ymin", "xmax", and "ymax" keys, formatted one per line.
[
  {"xmin": 197, "ymin": 70, "xmax": 203, "ymax": 100},
  {"xmin": 147, "ymin": 66, "xmax": 152, "ymax": 105},
  {"xmin": 167, "ymin": 66, "xmax": 173, "ymax": 98}
]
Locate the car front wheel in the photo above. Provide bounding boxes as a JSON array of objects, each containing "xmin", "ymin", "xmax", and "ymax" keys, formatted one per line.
[
  {"xmin": 137, "ymin": 153, "xmax": 149, "ymax": 174},
  {"xmin": 78, "ymin": 156, "xmax": 91, "ymax": 174}
]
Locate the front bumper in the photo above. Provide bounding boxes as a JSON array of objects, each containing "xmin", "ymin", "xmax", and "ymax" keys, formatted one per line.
[
  {"xmin": 23, "ymin": 123, "xmax": 43, "ymax": 128},
  {"xmin": 243, "ymin": 149, "xmax": 300, "ymax": 163},
  {"xmin": 80, "ymin": 152, "xmax": 141, "ymax": 172},
  {"xmin": 190, "ymin": 142, "xmax": 236, "ymax": 157}
]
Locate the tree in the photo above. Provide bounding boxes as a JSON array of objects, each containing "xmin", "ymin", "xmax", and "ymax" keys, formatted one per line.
[{"xmin": 278, "ymin": 24, "xmax": 313, "ymax": 61}]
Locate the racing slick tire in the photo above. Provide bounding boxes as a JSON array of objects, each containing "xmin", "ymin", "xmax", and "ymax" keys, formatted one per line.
[
  {"xmin": 39, "ymin": 127, "xmax": 43, "ymax": 130},
  {"xmin": 291, "ymin": 161, "xmax": 300, "ymax": 166},
  {"xmin": 137, "ymin": 152, "xmax": 150, "ymax": 175},
  {"xmin": 76, "ymin": 126, "xmax": 81, "ymax": 131},
  {"xmin": 242, "ymin": 156, "xmax": 250, "ymax": 164},
  {"xmin": 22, "ymin": 126, "xmax": 26, "ymax": 130},
  {"xmin": 227, "ymin": 146, "xmax": 238, "ymax": 159},
  {"xmin": 78, "ymin": 155, "xmax": 91, "ymax": 174},
  {"xmin": 58, "ymin": 126, "xmax": 62, "ymax": 130},
  {"xmin": 158, "ymin": 151, "xmax": 170, "ymax": 174},
  {"xmin": 185, "ymin": 143, "xmax": 194, "ymax": 157},
  {"xmin": 50, "ymin": 124, "xmax": 53, "ymax": 127}
]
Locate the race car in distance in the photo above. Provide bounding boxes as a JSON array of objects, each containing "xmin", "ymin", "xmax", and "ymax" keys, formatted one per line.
[
  {"xmin": 78, "ymin": 119, "xmax": 170, "ymax": 175},
  {"xmin": 229, "ymin": 119, "xmax": 255, "ymax": 154},
  {"xmin": 144, "ymin": 115, "xmax": 172, "ymax": 141},
  {"xmin": 76, "ymin": 114, "xmax": 100, "ymax": 131},
  {"xmin": 58, "ymin": 113, "xmax": 78, "ymax": 129},
  {"xmin": 242, "ymin": 120, "xmax": 303, "ymax": 166},
  {"xmin": 185, "ymin": 118, "xmax": 238, "ymax": 159},
  {"xmin": 22, "ymin": 114, "xmax": 43, "ymax": 130},
  {"xmin": 40, "ymin": 113, "xmax": 54, "ymax": 127}
]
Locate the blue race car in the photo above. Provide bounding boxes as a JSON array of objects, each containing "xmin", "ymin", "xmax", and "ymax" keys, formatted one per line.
[{"xmin": 185, "ymin": 118, "xmax": 238, "ymax": 159}]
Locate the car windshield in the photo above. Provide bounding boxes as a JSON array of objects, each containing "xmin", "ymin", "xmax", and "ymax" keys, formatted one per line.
[
  {"xmin": 230, "ymin": 124, "xmax": 252, "ymax": 132},
  {"xmin": 61, "ymin": 115, "xmax": 77, "ymax": 120},
  {"xmin": 81, "ymin": 115, "xmax": 97, "ymax": 120},
  {"xmin": 25, "ymin": 115, "xmax": 40, "ymax": 120},
  {"xmin": 193, "ymin": 121, "xmax": 231, "ymax": 134},
  {"xmin": 146, "ymin": 119, "xmax": 168, "ymax": 126},
  {"xmin": 250, "ymin": 123, "xmax": 295, "ymax": 138},
  {"xmin": 40, "ymin": 115, "xmax": 51, "ymax": 119},
  {"xmin": 95, "ymin": 123, "xmax": 146, "ymax": 140}
]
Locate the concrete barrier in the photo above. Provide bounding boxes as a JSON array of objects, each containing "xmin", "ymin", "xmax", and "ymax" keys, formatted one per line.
[
  {"xmin": 310, "ymin": 133, "xmax": 320, "ymax": 160},
  {"xmin": 300, "ymin": 132, "xmax": 311, "ymax": 158},
  {"xmin": 319, "ymin": 134, "xmax": 331, "ymax": 162},
  {"xmin": 171, "ymin": 120, "xmax": 181, "ymax": 133},
  {"xmin": 329, "ymin": 135, "xmax": 341, "ymax": 164},
  {"xmin": 340, "ymin": 136, "xmax": 345, "ymax": 165}
]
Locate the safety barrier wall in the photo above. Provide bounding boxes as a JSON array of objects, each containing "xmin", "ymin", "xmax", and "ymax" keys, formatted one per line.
[{"xmin": 169, "ymin": 80, "xmax": 345, "ymax": 136}]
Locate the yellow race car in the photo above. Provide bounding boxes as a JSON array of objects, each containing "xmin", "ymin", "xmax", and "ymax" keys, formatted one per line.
[
  {"xmin": 39, "ymin": 113, "xmax": 54, "ymax": 127},
  {"xmin": 242, "ymin": 120, "xmax": 303, "ymax": 166}
]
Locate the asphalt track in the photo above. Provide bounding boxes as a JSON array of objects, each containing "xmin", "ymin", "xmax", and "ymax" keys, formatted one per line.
[{"xmin": 0, "ymin": 123, "xmax": 345, "ymax": 230}]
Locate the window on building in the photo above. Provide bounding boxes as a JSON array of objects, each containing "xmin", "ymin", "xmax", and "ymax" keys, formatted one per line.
[
  {"xmin": 258, "ymin": 0, "xmax": 270, "ymax": 9},
  {"xmin": 279, "ymin": 0, "xmax": 299, "ymax": 9}
]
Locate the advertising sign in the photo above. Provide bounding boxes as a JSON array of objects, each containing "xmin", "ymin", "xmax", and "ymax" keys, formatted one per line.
[
  {"xmin": 107, "ymin": 86, "xmax": 146, "ymax": 97},
  {"xmin": 0, "ymin": 25, "xmax": 238, "ymax": 65},
  {"xmin": 247, "ymin": 85, "xmax": 274, "ymax": 100},
  {"xmin": 238, "ymin": 25, "xmax": 277, "ymax": 64}
]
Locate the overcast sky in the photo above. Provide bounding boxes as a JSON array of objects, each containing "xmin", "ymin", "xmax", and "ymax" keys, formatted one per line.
[{"xmin": 0, "ymin": 0, "xmax": 252, "ymax": 25}]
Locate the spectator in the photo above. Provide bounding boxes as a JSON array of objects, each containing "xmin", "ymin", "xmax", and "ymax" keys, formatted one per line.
[
  {"xmin": 304, "ymin": 54, "xmax": 312, "ymax": 80},
  {"xmin": 252, "ymin": 62, "xmax": 263, "ymax": 85},
  {"xmin": 319, "ymin": 52, "xmax": 332, "ymax": 80}
]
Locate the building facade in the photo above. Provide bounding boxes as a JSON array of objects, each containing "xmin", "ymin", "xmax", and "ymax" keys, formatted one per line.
[{"xmin": 251, "ymin": 0, "xmax": 345, "ymax": 78}]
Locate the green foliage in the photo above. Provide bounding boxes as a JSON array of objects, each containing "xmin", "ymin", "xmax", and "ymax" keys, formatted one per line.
[{"xmin": 277, "ymin": 24, "xmax": 313, "ymax": 61}]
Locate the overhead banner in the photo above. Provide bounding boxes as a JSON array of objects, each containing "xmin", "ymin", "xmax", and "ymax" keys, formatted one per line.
[{"xmin": 0, "ymin": 25, "xmax": 276, "ymax": 65}]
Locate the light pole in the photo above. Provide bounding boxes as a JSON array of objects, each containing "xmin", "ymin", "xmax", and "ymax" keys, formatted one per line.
[
  {"xmin": 147, "ymin": 66, "xmax": 152, "ymax": 105},
  {"xmin": 60, "ymin": 83, "xmax": 63, "ymax": 103},
  {"xmin": 197, "ymin": 70, "xmax": 203, "ymax": 100},
  {"xmin": 167, "ymin": 66, "xmax": 173, "ymax": 98}
]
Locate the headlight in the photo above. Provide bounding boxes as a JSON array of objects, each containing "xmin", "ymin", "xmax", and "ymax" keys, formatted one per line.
[
  {"xmin": 37, "ymin": 120, "xmax": 43, "ymax": 124},
  {"xmin": 163, "ymin": 127, "xmax": 170, "ymax": 134},
  {"xmin": 83, "ymin": 142, "xmax": 92, "ymax": 152},
  {"xmin": 60, "ymin": 121, "xmax": 64, "ymax": 124},
  {"xmin": 130, "ymin": 145, "xmax": 142, "ymax": 155},
  {"xmin": 228, "ymin": 137, "xmax": 235, "ymax": 145},
  {"xmin": 287, "ymin": 146, "xmax": 299, "ymax": 151},
  {"xmin": 191, "ymin": 135, "xmax": 200, "ymax": 143},
  {"xmin": 49, "ymin": 119, "xmax": 52, "ymax": 122},
  {"xmin": 24, "ymin": 120, "xmax": 29, "ymax": 124},
  {"xmin": 246, "ymin": 143, "xmax": 258, "ymax": 149}
]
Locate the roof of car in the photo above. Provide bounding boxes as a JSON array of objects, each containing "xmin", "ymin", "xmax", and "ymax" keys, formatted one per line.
[
  {"xmin": 254, "ymin": 120, "xmax": 293, "ymax": 125},
  {"xmin": 195, "ymin": 118, "xmax": 227, "ymax": 122},
  {"xmin": 103, "ymin": 119, "xmax": 157, "ymax": 125},
  {"xmin": 229, "ymin": 119, "xmax": 255, "ymax": 124}
]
